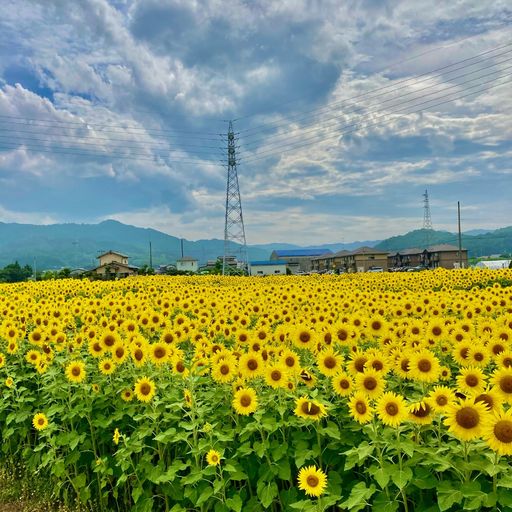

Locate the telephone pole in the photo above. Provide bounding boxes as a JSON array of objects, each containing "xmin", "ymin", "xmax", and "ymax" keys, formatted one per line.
[{"xmin": 222, "ymin": 121, "xmax": 248, "ymax": 275}]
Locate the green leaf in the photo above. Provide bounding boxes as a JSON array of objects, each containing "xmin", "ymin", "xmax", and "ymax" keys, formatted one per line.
[
  {"xmin": 372, "ymin": 491, "xmax": 400, "ymax": 512},
  {"xmin": 340, "ymin": 482, "xmax": 376, "ymax": 512},
  {"xmin": 389, "ymin": 466, "xmax": 412, "ymax": 489},
  {"xmin": 181, "ymin": 469, "xmax": 203, "ymax": 485},
  {"xmin": 373, "ymin": 467, "xmax": 390, "ymax": 489},
  {"xmin": 226, "ymin": 495, "xmax": 243, "ymax": 512},
  {"xmin": 437, "ymin": 482, "xmax": 463, "ymax": 511},
  {"xmin": 132, "ymin": 485, "xmax": 143, "ymax": 504},
  {"xmin": 196, "ymin": 485, "xmax": 213, "ymax": 506},
  {"xmin": 322, "ymin": 421, "xmax": 341, "ymax": 440},
  {"xmin": 257, "ymin": 480, "xmax": 278, "ymax": 509},
  {"xmin": 277, "ymin": 459, "xmax": 291, "ymax": 481},
  {"xmin": 154, "ymin": 428, "xmax": 177, "ymax": 443},
  {"xmin": 498, "ymin": 488, "xmax": 512, "ymax": 507}
]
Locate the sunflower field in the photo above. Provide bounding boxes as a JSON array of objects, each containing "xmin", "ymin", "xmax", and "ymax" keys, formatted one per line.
[{"xmin": 1, "ymin": 269, "xmax": 512, "ymax": 511}]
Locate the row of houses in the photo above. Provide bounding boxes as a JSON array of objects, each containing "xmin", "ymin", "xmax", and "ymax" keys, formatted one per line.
[{"xmin": 249, "ymin": 244, "xmax": 469, "ymax": 275}]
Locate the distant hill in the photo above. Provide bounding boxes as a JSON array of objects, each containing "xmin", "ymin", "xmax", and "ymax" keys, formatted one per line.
[
  {"xmin": 375, "ymin": 227, "xmax": 512, "ymax": 257},
  {"xmin": 0, "ymin": 221, "xmax": 510, "ymax": 270},
  {"xmin": 0, "ymin": 220, "xmax": 268, "ymax": 269}
]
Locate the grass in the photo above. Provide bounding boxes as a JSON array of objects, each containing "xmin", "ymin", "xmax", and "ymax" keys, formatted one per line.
[{"xmin": 0, "ymin": 460, "xmax": 87, "ymax": 512}]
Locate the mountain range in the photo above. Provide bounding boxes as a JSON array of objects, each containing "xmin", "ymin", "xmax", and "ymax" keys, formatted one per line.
[{"xmin": 0, "ymin": 220, "xmax": 510, "ymax": 270}]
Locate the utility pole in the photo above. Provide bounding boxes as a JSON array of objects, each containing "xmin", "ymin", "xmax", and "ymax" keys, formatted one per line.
[
  {"xmin": 457, "ymin": 201, "xmax": 463, "ymax": 269},
  {"xmin": 423, "ymin": 189, "xmax": 433, "ymax": 249},
  {"xmin": 222, "ymin": 120, "xmax": 248, "ymax": 275},
  {"xmin": 181, "ymin": 238, "xmax": 184, "ymax": 258}
]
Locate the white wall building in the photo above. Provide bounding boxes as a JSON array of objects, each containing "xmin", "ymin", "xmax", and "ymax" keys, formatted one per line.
[
  {"xmin": 249, "ymin": 260, "xmax": 288, "ymax": 276},
  {"xmin": 176, "ymin": 256, "xmax": 198, "ymax": 272},
  {"xmin": 475, "ymin": 260, "xmax": 511, "ymax": 270}
]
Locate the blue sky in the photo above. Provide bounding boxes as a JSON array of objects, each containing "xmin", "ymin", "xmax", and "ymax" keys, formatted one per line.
[{"xmin": 0, "ymin": 0, "xmax": 511, "ymax": 244}]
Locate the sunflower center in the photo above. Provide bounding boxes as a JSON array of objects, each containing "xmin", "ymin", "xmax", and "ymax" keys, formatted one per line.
[
  {"xmin": 418, "ymin": 359, "xmax": 432, "ymax": 373},
  {"xmin": 372, "ymin": 321, "xmax": 382, "ymax": 331},
  {"xmin": 176, "ymin": 362, "xmax": 185, "ymax": 373},
  {"xmin": 247, "ymin": 359, "xmax": 258, "ymax": 370},
  {"xmin": 503, "ymin": 358, "xmax": 512, "ymax": 368},
  {"xmin": 364, "ymin": 377, "xmax": 377, "ymax": 390},
  {"xmin": 475, "ymin": 394, "xmax": 493, "ymax": 409},
  {"xmin": 455, "ymin": 407, "xmax": 479, "ymax": 429},
  {"xmin": 211, "ymin": 454, "xmax": 219, "ymax": 462},
  {"xmin": 372, "ymin": 361, "xmax": 383, "ymax": 371},
  {"xmin": 271, "ymin": 370, "xmax": 282, "ymax": 381},
  {"xmin": 436, "ymin": 396, "xmax": 448, "ymax": 406},
  {"xmin": 38, "ymin": 418, "xmax": 45, "ymax": 425},
  {"xmin": 340, "ymin": 379, "xmax": 350, "ymax": 389},
  {"xmin": 154, "ymin": 347, "xmax": 166, "ymax": 359},
  {"xmin": 104, "ymin": 335, "xmax": 115, "ymax": 347},
  {"xmin": 299, "ymin": 332, "xmax": 311, "ymax": 343},
  {"xmin": 401, "ymin": 359, "xmax": 410, "ymax": 372},
  {"xmin": 465, "ymin": 375, "xmax": 479, "ymax": 387},
  {"xmin": 301, "ymin": 401, "xmax": 320, "ymax": 416},
  {"xmin": 134, "ymin": 349, "xmax": 143, "ymax": 361},
  {"xmin": 355, "ymin": 401, "xmax": 367, "ymax": 414},
  {"xmin": 493, "ymin": 344, "xmax": 505, "ymax": 355},
  {"xmin": 354, "ymin": 357, "xmax": 368, "ymax": 373},
  {"xmin": 432, "ymin": 326, "xmax": 442, "ymax": 336},
  {"xmin": 499, "ymin": 376, "xmax": 512, "ymax": 393},
  {"xmin": 412, "ymin": 404, "xmax": 431, "ymax": 418},
  {"xmin": 220, "ymin": 364, "xmax": 230, "ymax": 375},
  {"xmin": 71, "ymin": 367, "xmax": 81, "ymax": 376},
  {"xmin": 239, "ymin": 334, "xmax": 247, "ymax": 342},
  {"xmin": 240, "ymin": 395, "xmax": 252, "ymax": 407},
  {"xmin": 306, "ymin": 475, "xmax": 319, "ymax": 487},
  {"xmin": 385, "ymin": 402, "xmax": 399, "ymax": 416},
  {"xmin": 324, "ymin": 356, "xmax": 336, "ymax": 369},
  {"xmin": 140, "ymin": 383, "xmax": 151, "ymax": 396},
  {"xmin": 285, "ymin": 356, "xmax": 295, "ymax": 368},
  {"xmin": 336, "ymin": 329, "xmax": 348, "ymax": 341},
  {"xmin": 494, "ymin": 420, "xmax": 512, "ymax": 443},
  {"xmin": 460, "ymin": 348, "xmax": 469, "ymax": 359}
]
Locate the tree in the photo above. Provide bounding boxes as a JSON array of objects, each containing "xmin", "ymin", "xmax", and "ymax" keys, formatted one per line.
[{"xmin": 0, "ymin": 261, "xmax": 33, "ymax": 283}]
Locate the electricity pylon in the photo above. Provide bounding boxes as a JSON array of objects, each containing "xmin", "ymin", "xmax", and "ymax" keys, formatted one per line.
[
  {"xmin": 222, "ymin": 121, "xmax": 248, "ymax": 275},
  {"xmin": 423, "ymin": 189, "xmax": 433, "ymax": 248}
]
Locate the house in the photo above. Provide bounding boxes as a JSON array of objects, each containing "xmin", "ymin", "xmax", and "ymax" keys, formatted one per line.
[
  {"xmin": 336, "ymin": 247, "xmax": 390, "ymax": 273},
  {"xmin": 421, "ymin": 244, "xmax": 468, "ymax": 269},
  {"xmin": 311, "ymin": 250, "xmax": 351, "ymax": 272},
  {"xmin": 388, "ymin": 248, "xmax": 423, "ymax": 269},
  {"xmin": 176, "ymin": 256, "xmax": 198, "ymax": 273},
  {"xmin": 249, "ymin": 260, "xmax": 288, "ymax": 276},
  {"xmin": 93, "ymin": 251, "xmax": 138, "ymax": 278},
  {"xmin": 270, "ymin": 249, "xmax": 333, "ymax": 274}
]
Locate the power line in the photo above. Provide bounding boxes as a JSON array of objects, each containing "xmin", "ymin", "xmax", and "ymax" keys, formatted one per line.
[
  {"xmin": 234, "ymin": 21, "xmax": 512, "ymax": 124},
  {"xmin": 240, "ymin": 73, "xmax": 512, "ymax": 164},
  {"xmin": 240, "ymin": 52, "xmax": 512, "ymax": 149},
  {"xmin": 0, "ymin": 141, "xmax": 222, "ymax": 166},
  {"xmin": 238, "ymin": 40, "xmax": 512, "ymax": 137}
]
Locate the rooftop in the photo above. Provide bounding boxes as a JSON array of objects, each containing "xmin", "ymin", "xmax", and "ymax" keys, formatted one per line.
[
  {"xmin": 250, "ymin": 260, "xmax": 288, "ymax": 266},
  {"xmin": 96, "ymin": 250, "xmax": 129, "ymax": 259}
]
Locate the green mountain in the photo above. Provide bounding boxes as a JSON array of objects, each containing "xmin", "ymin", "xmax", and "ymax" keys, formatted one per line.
[
  {"xmin": 0, "ymin": 220, "xmax": 269, "ymax": 269},
  {"xmin": 374, "ymin": 228, "xmax": 512, "ymax": 257}
]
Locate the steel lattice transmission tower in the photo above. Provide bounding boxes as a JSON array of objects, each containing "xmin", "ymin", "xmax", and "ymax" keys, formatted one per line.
[
  {"xmin": 423, "ymin": 189, "xmax": 433, "ymax": 248},
  {"xmin": 222, "ymin": 121, "xmax": 248, "ymax": 275}
]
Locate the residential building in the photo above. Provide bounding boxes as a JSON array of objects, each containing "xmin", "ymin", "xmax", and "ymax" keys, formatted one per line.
[
  {"xmin": 249, "ymin": 260, "xmax": 288, "ymax": 276},
  {"xmin": 388, "ymin": 248, "xmax": 423, "ymax": 269},
  {"xmin": 336, "ymin": 247, "xmax": 390, "ymax": 272},
  {"xmin": 93, "ymin": 251, "xmax": 138, "ymax": 278},
  {"xmin": 311, "ymin": 250, "xmax": 351, "ymax": 272},
  {"xmin": 270, "ymin": 249, "xmax": 332, "ymax": 274},
  {"xmin": 386, "ymin": 244, "xmax": 469, "ymax": 269},
  {"xmin": 176, "ymin": 256, "xmax": 198, "ymax": 273}
]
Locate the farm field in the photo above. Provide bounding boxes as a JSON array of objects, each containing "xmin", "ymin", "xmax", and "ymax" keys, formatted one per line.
[{"xmin": 1, "ymin": 270, "xmax": 512, "ymax": 511}]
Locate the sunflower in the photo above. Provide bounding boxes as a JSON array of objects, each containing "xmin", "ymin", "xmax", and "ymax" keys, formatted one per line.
[
  {"xmin": 206, "ymin": 449, "xmax": 222, "ymax": 466},
  {"xmin": 113, "ymin": 428, "xmax": 121, "ymax": 446},
  {"xmin": 232, "ymin": 387, "xmax": 258, "ymax": 415},
  {"xmin": 112, "ymin": 342, "xmax": 128, "ymax": 364},
  {"xmin": 65, "ymin": 361, "xmax": 86, "ymax": 383},
  {"xmin": 408, "ymin": 401, "xmax": 434, "ymax": 425},
  {"xmin": 121, "ymin": 388, "xmax": 134, "ymax": 402},
  {"xmin": 25, "ymin": 349, "xmax": 41, "ymax": 366},
  {"xmin": 0, "ymin": 352, "xmax": 5, "ymax": 368},
  {"xmin": 348, "ymin": 392, "xmax": 374, "ymax": 424},
  {"xmin": 264, "ymin": 364, "xmax": 288, "ymax": 389},
  {"xmin": 100, "ymin": 331, "xmax": 119, "ymax": 351},
  {"xmin": 347, "ymin": 349, "xmax": 369, "ymax": 375},
  {"xmin": 472, "ymin": 388, "xmax": 502, "ymax": 413},
  {"xmin": 456, "ymin": 366, "xmax": 487, "ymax": 395},
  {"xmin": 332, "ymin": 372, "xmax": 355, "ymax": 397},
  {"xmin": 184, "ymin": 389, "xmax": 193, "ymax": 408},
  {"xmin": 376, "ymin": 392, "xmax": 408, "ymax": 427},
  {"xmin": 496, "ymin": 350, "xmax": 512, "ymax": 369},
  {"xmin": 316, "ymin": 347, "xmax": 344, "ymax": 377},
  {"xmin": 5, "ymin": 377, "xmax": 14, "ymax": 388},
  {"xmin": 428, "ymin": 386, "xmax": 456, "ymax": 413},
  {"xmin": 294, "ymin": 397, "xmax": 327, "ymax": 421},
  {"xmin": 297, "ymin": 465, "xmax": 328, "ymax": 498},
  {"xmin": 211, "ymin": 356, "xmax": 238, "ymax": 384},
  {"xmin": 355, "ymin": 369, "xmax": 386, "ymax": 399},
  {"xmin": 490, "ymin": 368, "xmax": 512, "ymax": 404},
  {"xmin": 408, "ymin": 350, "xmax": 441, "ymax": 383},
  {"xmin": 99, "ymin": 358, "xmax": 116, "ymax": 376},
  {"xmin": 364, "ymin": 353, "xmax": 390, "ymax": 375},
  {"xmin": 149, "ymin": 342, "xmax": 170, "ymax": 366},
  {"xmin": 134, "ymin": 376, "xmax": 156, "ymax": 403},
  {"xmin": 482, "ymin": 408, "xmax": 512, "ymax": 455},
  {"xmin": 32, "ymin": 413, "xmax": 49, "ymax": 431},
  {"xmin": 291, "ymin": 326, "xmax": 317, "ymax": 351},
  {"xmin": 444, "ymin": 399, "xmax": 490, "ymax": 441},
  {"xmin": 299, "ymin": 369, "xmax": 317, "ymax": 388},
  {"xmin": 239, "ymin": 352, "xmax": 264, "ymax": 379},
  {"xmin": 452, "ymin": 341, "xmax": 472, "ymax": 366},
  {"xmin": 280, "ymin": 349, "xmax": 301, "ymax": 375},
  {"xmin": 131, "ymin": 345, "xmax": 147, "ymax": 367},
  {"xmin": 466, "ymin": 344, "xmax": 491, "ymax": 368}
]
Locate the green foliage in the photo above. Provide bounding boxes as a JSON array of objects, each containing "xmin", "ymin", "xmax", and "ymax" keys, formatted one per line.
[{"xmin": 0, "ymin": 261, "xmax": 33, "ymax": 282}]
